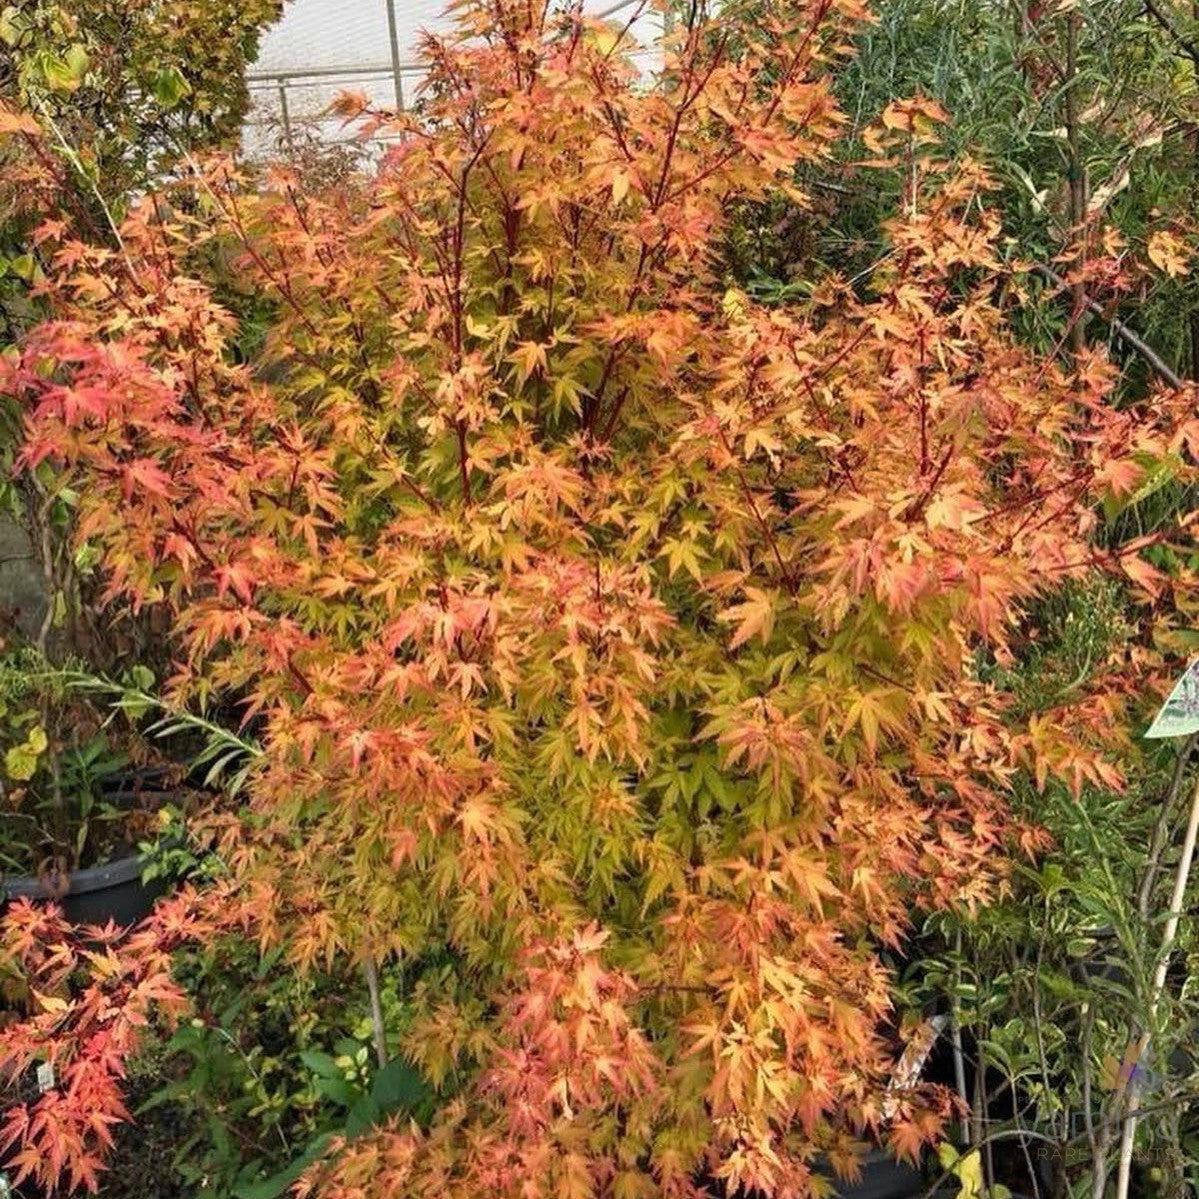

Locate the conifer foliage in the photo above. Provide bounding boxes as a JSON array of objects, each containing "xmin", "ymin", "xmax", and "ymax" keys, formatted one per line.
[{"xmin": 2, "ymin": 0, "xmax": 1198, "ymax": 1193}]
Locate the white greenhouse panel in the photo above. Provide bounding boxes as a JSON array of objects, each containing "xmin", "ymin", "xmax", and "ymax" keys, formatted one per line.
[{"xmin": 244, "ymin": 0, "xmax": 663, "ymax": 157}]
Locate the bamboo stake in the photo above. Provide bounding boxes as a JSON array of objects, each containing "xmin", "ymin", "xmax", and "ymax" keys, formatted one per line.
[{"xmin": 1114, "ymin": 769, "xmax": 1199, "ymax": 1199}]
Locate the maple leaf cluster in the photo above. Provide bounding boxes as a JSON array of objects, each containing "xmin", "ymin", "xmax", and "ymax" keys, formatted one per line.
[
  {"xmin": 0, "ymin": 893, "xmax": 210, "ymax": 1192},
  {"xmin": 2, "ymin": 0, "xmax": 1199, "ymax": 1194}
]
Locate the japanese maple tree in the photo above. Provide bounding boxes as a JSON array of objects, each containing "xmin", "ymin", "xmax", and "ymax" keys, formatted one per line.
[{"xmin": 3, "ymin": 0, "xmax": 1199, "ymax": 1194}]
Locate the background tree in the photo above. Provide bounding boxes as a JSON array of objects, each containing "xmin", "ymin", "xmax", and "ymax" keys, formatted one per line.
[
  {"xmin": 0, "ymin": 0, "xmax": 282, "ymax": 220},
  {"xmin": 727, "ymin": 0, "xmax": 1199, "ymax": 386}
]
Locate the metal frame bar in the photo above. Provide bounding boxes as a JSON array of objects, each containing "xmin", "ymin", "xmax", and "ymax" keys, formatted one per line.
[
  {"xmin": 248, "ymin": 63, "xmax": 417, "ymax": 84},
  {"xmin": 385, "ymin": 0, "xmax": 407, "ymax": 110}
]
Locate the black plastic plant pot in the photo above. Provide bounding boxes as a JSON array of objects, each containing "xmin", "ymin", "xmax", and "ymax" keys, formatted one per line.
[
  {"xmin": 827, "ymin": 1151, "xmax": 926, "ymax": 1199},
  {"xmin": 2, "ymin": 851, "xmax": 168, "ymax": 926},
  {"xmin": 1, "ymin": 769, "xmax": 181, "ymax": 926}
]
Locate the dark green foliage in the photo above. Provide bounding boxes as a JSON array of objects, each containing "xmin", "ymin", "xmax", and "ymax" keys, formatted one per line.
[{"xmin": 137, "ymin": 939, "xmax": 437, "ymax": 1199}]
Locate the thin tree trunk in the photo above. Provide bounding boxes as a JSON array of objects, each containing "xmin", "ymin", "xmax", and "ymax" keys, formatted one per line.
[{"xmin": 364, "ymin": 955, "xmax": 388, "ymax": 1068}]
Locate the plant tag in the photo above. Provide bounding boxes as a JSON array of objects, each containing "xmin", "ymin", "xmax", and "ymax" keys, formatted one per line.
[
  {"xmin": 36, "ymin": 1062, "xmax": 55, "ymax": 1093},
  {"xmin": 1146, "ymin": 658, "xmax": 1199, "ymax": 739}
]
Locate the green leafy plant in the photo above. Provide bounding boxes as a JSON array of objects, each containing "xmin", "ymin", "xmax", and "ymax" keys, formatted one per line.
[
  {"xmin": 903, "ymin": 583, "xmax": 1199, "ymax": 1197},
  {"xmin": 0, "ymin": 0, "xmax": 283, "ymax": 223},
  {"xmin": 136, "ymin": 939, "xmax": 436, "ymax": 1199},
  {"xmin": 0, "ymin": 647, "xmax": 153, "ymax": 877}
]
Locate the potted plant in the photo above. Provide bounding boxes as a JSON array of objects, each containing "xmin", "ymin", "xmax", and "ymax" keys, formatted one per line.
[
  {"xmin": 827, "ymin": 1151, "xmax": 925, "ymax": 1199},
  {"xmin": 0, "ymin": 647, "xmax": 186, "ymax": 924}
]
